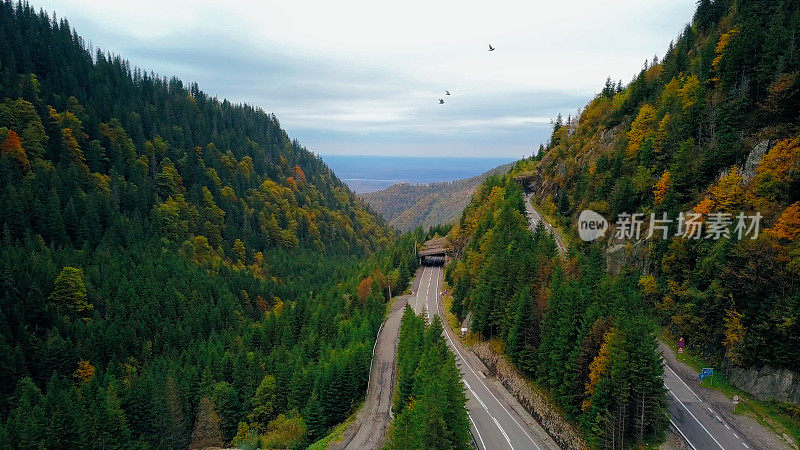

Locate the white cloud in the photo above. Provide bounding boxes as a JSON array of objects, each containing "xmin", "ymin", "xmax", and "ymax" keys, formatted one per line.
[{"xmin": 37, "ymin": 0, "xmax": 696, "ymax": 158}]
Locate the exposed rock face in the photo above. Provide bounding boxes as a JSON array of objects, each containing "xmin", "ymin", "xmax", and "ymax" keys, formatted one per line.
[
  {"xmin": 726, "ymin": 365, "xmax": 800, "ymax": 404},
  {"xmin": 472, "ymin": 342, "xmax": 588, "ymax": 450},
  {"xmin": 741, "ymin": 140, "xmax": 772, "ymax": 182},
  {"xmin": 605, "ymin": 238, "xmax": 650, "ymax": 275}
]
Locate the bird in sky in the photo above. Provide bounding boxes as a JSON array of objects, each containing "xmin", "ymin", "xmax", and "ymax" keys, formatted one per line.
[
  {"xmin": 488, "ymin": 43, "xmax": 495, "ymax": 51},
  {"xmin": 445, "ymin": 90, "xmax": 451, "ymax": 95},
  {"xmin": 438, "ymin": 99, "xmax": 445, "ymax": 104}
]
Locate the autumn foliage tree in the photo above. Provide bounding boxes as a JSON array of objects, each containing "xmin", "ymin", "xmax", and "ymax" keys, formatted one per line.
[
  {"xmin": 0, "ymin": 130, "xmax": 29, "ymax": 170},
  {"xmin": 50, "ymin": 267, "xmax": 93, "ymax": 315}
]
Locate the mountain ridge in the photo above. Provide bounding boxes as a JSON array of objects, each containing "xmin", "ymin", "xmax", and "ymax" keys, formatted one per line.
[{"xmin": 361, "ymin": 162, "xmax": 513, "ymax": 231}]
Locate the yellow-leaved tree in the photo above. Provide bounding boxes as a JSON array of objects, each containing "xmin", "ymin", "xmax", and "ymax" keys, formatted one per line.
[
  {"xmin": 626, "ymin": 104, "xmax": 657, "ymax": 159},
  {"xmin": 653, "ymin": 170, "xmax": 671, "ymax": 205}
]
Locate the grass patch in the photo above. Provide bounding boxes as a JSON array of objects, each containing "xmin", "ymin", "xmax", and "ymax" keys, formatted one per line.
[
  {"xmin": 661, "ymin": 337, "xmax": 800, "ymax": 446},
  {"xmin": 440, "ymin": 281, "xmax": 461, "ymax": 332},
  {"xmin": 307, "ymin": 402, "xmax": 363, "ymax": 450},
  {"xmin": 441, "ymin": 281, "xmax": 479, "ymax": 347}
]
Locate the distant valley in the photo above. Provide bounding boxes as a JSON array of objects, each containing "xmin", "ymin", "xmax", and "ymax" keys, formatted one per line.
[
  {"xmin": 360, "ymin": 163, "xmax": 513, "ymax": 231},
  {"xmin": 322, "ymin": 155, "xmax": 513, "ymax": 193}
]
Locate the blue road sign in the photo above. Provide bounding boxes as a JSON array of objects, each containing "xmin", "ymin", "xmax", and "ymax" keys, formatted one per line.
[{"xmin": 699, "ymin": 368, "xmax": 714, "ymax": 380}]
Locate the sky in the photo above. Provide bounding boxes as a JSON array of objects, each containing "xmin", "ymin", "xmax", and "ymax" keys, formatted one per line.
[{"xmin": 38, "ymin": 0, "xmax": 697, "ymax": 159}]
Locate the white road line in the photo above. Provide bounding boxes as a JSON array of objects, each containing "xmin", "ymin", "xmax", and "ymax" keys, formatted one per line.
[
  {"xmin": 433, "ymin": 268, "xmax": 542, "ymax": 450},
  {"xmin": 733, "ymin": 433, "xmax": 739, "ymax": 439},
  {"xmin": 492, "ymin": 416, "xmax": 514, "ymax": 450},
  {"xmin": 743, "ymin": 442, "xmax": 749, "ymax": 448},
  {"xmin": 469, "ymin": 414, "xmax": 487, "ymax": 450},
  {"xmin": 670, "ymin": 418, "xmax": 698, "ymax": 450},
  {"xmin": 665, "ymin": 363, "xmax": 703, "ymax": 402},
  {"xmin": 667, "ymin": 389, "xmax": 725, "ymax": 449},
  {"xmin": 464, "ymin": 380, "xmax": 489, "ymax": 412},
  {"xmin": 415, "ymin": 267, "xmax": 425, "ymax": 312}
]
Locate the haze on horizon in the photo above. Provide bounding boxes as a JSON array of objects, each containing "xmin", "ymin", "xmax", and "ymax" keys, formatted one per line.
[{"xmin": 37, "ymin": 0, "xmax": 696, "ymax": 159}]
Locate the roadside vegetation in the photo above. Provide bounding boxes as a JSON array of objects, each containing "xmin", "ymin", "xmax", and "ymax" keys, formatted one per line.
[{"xmin": 384, "ymin": 308, "xmax": 471, "ymax": 449}]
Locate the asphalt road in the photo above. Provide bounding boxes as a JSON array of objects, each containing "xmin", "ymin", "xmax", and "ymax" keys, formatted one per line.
[
  {"xmin": 661, "ymin": 344, "xmax": 756, "ymax": 450},
  {"xmin": 524, "ymin": 193, "xmax": 567, "ymax": 256},
  {"xmin": 332, "ymin": 294, "xmax": 408, "ymax": 450},
  {"xmin": 414, "ymin": 265, "xmax": 557, "ymax": 450}
]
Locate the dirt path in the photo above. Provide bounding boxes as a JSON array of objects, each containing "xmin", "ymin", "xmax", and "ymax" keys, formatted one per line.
[{"xmin": 330, "ymin": 294, "xmax": 409, "ymax": 450}]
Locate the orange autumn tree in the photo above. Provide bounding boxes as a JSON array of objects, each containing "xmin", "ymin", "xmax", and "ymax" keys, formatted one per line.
[
  {"xmin": 292, "ymin": 165, "xmax": 306, "ymax": 183},
  {"xmin": 73, "ymin": 360, "xmax": 95, "ymax": 384},
  {"xmin": 582, "ymin": 329, "xmax": 615, "ymax": 411},
  {"xmin": 755, "ymin": 137, "xmax": 800, "ymax": 201},
  {"xmin": 653, "ymin": 170, "xmax": 671, "ymax": 205},
  {"xmin": 767, "ymin": 202, "xmax": 800, "ymax": 241},
  {"xmin": 357, "ymin": 276, "xmax": 373, "ymax": 302},
  {"xmin": 1, "ymin": 130, "xmax": 30, "ymax": 170}
]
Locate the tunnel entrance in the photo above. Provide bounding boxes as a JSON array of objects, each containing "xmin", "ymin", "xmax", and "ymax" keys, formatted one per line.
[
  {"xmin": 419, "ymin": 237, "xmax": 450, "ymax": 267},
  {"xmin": 421, "ymin": 254, "xmax": 445, "ymax": 266}
]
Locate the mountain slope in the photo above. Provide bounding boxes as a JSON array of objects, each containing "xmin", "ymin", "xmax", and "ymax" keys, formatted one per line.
[
  {"xmin": 361, "ymin": 163, "xmax": 512, "ymax": 231},
  {"xmin": 0, "ymin": 2, "xmax": 413, "ymax": 448},
  {"xmin": 445, "ymin": 0, "xmax": 800, "ymax": 447},
  {"xmin": 529, "ymin": 0, "xmax": 800, "ymax": 371}
]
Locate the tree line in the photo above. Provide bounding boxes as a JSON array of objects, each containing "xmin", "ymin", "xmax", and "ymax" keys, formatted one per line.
[{"xmin": 384, "ymin": 308, "xmax": 471, "ymax": 449}]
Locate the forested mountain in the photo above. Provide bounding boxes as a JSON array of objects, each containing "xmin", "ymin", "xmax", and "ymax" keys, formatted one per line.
[
  {"xmin": 446, "ymin": 0, "xmax": 800, "ymax": 447},
  {"xmin": 530, "ymin": 0, "xmax": 800, "ymax": 372},
  {"xmin": 447, "ymin": 168, "xmax": 669, "ymax": 448},
  {"xmin": 361, "ymin": 163, "xmax": 512, "ymax": 232},
  {"xmin": 0, "ymin": 1, "xmax": 417, "ymax": 448}
]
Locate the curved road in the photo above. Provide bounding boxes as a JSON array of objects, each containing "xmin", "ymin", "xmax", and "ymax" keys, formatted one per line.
[{"xmin": 414, "ymin": 265, "xmax": 558, "ymax": 450}]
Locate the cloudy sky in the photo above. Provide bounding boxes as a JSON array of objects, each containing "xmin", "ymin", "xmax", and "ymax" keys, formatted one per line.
[{"xmin": 38, "ymin": 0, "xmax": 696, "ymax": 159}]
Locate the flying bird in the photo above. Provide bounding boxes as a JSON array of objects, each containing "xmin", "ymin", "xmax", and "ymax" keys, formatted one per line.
[
  {"xmin": 445, "ymin": 90, "xmax": 451, "ymax": 95},
  {"xmin": 438, "ymin": 99, "xmax": 445, "ymax": 104},
  {"xmin": 488, "ymin": 43, "xmax": 495, "ymax": 51}
]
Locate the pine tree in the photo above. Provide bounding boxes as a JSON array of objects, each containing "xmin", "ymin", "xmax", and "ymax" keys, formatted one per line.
[
  {"xmin": 249, "ymin": 374, "xmax": 278, "ymax": 428},
  {"xmin": 190, "ymin": 397, "xmax": 224, "ymax": 449},
  {"xmin": 303, "ymin": 392, "xmax": 326, "ymax": 442}
]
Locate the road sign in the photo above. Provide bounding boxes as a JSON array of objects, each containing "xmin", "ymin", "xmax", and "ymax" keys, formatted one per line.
[
  {"xmin": 733, "ymin": 394, "xmax": 740, "ymax": 412},
  {"xmin": 699, "ymin": 368, "xmax": 715, "ymax": 385},
  {"xmin": 678, "ymin": 337, "xmax": 685, "ymax": 353}
]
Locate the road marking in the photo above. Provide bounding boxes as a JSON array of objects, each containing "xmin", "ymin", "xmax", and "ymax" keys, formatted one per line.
[
  {"xmin": 670, "ymin": 418, "xmax": 698, "ymax": 450},
  {"xmin": 664, "ymin": 363, "xmax": 703, "ymax": 402},
  {"xmin": 463, "ymin": 380, "xmax": 488, "ymax": 412},
  {"xmin": 469, "ymin": 413, "xmax": 487, "ymax": 450},
  {"xmin": 492, "ymin": 416, "xmax": 514, "ymax": 450},
  {"xmin": 433, "ymin": 267, "xmax": 542, "ymax": 450},
  {"xmin": 415, "ymin": 267, "xmax": 426, "ymax": 312},
  {"xmin": 667, "ymin": 389, "xmax": 725, "ymax": 449},
  {"xmin": 742, "ymin": 442, "xmax": 748, "ymax": 448},
  {"xmin": 733, "ymin": 433, "xmax": 738, "ymax": 439}
]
